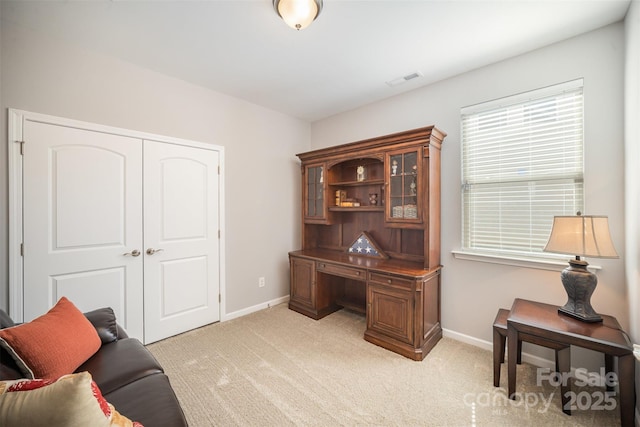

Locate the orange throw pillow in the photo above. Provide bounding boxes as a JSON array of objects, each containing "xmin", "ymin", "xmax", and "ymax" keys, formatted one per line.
[{"xmin": 0, "ymin": 297, "xmax": 101, "ymax": 379}]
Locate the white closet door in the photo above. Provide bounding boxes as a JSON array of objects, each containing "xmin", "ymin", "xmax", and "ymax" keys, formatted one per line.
[
  {"xmin": 143, "ymin": 140, "xmax": 220, "ymax": 343},
  {"xmin": 22, "ymin": 120, "xmax": 144, "ymax": 339}
]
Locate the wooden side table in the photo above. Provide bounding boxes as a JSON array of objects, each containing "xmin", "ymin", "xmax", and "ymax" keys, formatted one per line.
[
  {"xmin": 493, "ymin": 308, "xmax": 570, "ymax": 392},
  {"xmin": 507, "ymin": 298, "xmax": 634, "ymax": 427}
]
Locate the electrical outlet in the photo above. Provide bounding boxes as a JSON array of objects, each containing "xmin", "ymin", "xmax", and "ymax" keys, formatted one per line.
[{"xmin": 258, "ymin": 277, "xmax": 266, "ymax": 288}]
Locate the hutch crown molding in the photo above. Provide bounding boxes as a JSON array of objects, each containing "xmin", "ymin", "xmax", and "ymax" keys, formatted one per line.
[{"xmin": 289, "ymin": 126, "xmax": 446, "ymax": 360}]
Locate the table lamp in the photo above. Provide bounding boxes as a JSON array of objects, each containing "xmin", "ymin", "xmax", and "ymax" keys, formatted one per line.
[{"xmin": 543, "ymin": 212, "xmax": 618, "ymax": 322}]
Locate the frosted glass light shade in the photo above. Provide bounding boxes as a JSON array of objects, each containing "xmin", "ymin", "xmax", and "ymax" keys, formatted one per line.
[
  {"xmin": 274, "ymin": 0, "xmax": 323, "ymax": 30},
  {"xmin": 543, "ymin": 215, "xmax": 618, "ymax": 258}
]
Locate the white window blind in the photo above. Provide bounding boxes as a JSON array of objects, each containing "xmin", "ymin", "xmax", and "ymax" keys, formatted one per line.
[{"xmin": 461, "ymin": 79, "xmax": 584, "ymax": 256}]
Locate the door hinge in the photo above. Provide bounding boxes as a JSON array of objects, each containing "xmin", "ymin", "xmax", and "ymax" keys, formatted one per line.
[
  {"xmin": 20, "ymin": 243, "xmax": 24, "ymax": 256},
  {"xmin": 218, "ymin": 165, "xmax": 220, "ymax": 175},
  {"xmin": 218, "ymin": 294, "xmax": 221, "ymax": 303},
  {"xmin": 218, "ymin": 230, "xmax": 221, "ymax": 239},
  {"xmin": 16, "ymin": 140, "xmax": 25, "ymax": 155}
]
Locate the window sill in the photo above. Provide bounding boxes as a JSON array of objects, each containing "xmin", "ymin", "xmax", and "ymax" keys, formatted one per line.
[{"xmin": 451, "ymin": 250, "xmax": 602, "ymax": 272}]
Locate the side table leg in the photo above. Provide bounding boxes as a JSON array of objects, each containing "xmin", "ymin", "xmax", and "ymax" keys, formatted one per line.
[
  {"xmin": 508, "ymin": 323, "xmax": 518, "ymax": 400},
  {"xmin": 493, "ymin": 327, "xmax": 505, "ymax": 387},
  {"xmin": 604, "ymin": 354, "xmax": 614, "ymax": 393},
  {"xmin": 618, "ymin": 354, "xmax": 635, "ymax": 427},
  {"xmin": 556, "ymin": 346, "xmax": 571, "ymax": 415}
]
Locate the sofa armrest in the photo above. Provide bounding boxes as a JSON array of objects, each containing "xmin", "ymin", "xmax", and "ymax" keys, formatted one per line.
[
  {"xmin": 0, "ymin": 309, "xmax": 15, "ymax": 329},
  {"xmin": 117, "ymin": 325, "xmax": 129, "ymax": 339},
  {"xmin": 77, "ymin": 338, "xmax": 163, "ymax": 395},
  {"xmin": 83, "ymin": 307, "xmax": 119, "ymax": 344},
  {"xmin": 0, "ymin": 309, "xmax": 21, "ymax": 380}
]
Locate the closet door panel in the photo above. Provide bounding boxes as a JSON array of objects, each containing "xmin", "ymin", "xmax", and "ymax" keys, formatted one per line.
[
  {"xmin": 160, "ymin": 157, "xmax": 208, "ymax": 240},
  {"xmin": 143, "ymin": 140, "xmax": 221, "ymax": 344},
  {"xmin": 22, "ymin": 120, "xmax": 144, "ymax": 339},
  {"xmin": 161, "ymin": 256, "xmax": 208, "ymax": 315}
]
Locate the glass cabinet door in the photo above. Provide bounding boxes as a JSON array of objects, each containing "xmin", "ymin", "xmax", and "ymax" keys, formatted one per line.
[
  {"xmin": 305, "ymin": 164, "xmax": 326, "ymax": 221},
  {"xmin": 387, "ymin": 149, "xmax": 421, "ymax": 222}
]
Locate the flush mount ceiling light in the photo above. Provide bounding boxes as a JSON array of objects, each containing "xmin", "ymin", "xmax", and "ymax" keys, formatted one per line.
[{"xmin": 273, "ymin": 0, "xmax": 323, "ymax": 30}]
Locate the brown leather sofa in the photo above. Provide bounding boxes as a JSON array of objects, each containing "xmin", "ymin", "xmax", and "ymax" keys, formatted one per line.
[{"xmin": 0, "ymin": 307, "xmax": 188, "ymax": 427}]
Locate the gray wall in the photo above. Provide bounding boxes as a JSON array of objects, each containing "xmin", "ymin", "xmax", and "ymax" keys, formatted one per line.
[
  {"xmin": 311, "ymin": 23, "xmax": 630, "ymax": 368},
  {"xmin": 0, "ymin": 19, "xmax": 308, "ymax": 317}
]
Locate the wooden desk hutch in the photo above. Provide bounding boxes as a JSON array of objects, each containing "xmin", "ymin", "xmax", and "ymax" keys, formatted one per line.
[{"xmin": 289, "ymin": 126, "xmax": 446, "ymax": 360}]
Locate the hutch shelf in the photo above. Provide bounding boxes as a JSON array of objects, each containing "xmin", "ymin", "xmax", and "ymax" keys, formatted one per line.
[{"xmin": 289, "ymin": 126, "xmax": 446, "ymax": 360}]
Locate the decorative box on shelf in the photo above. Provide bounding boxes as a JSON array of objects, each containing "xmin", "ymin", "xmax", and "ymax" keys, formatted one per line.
[{"xmin": 392, "ymin": 204, "xmax": 417, "ymax": 218}]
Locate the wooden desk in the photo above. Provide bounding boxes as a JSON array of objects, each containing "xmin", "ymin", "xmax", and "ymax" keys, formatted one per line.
[
  {"xmin": 289, "ymin": 249, "xmax": 442, "ymax": 360},
  {"xmin": 507, "ymin": 298, "xmax": 634, "ymax": 426},
  {"xmin": 291, "ymin": 127, "xmax": 446, "ymax": 361}
]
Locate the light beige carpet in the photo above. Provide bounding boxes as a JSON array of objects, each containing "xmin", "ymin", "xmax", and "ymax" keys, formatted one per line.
[{"xmin": 147, "ymin": 303, "xmax": 621, "ymax": 426}]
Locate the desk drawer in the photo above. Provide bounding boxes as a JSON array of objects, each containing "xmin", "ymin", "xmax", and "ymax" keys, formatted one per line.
[
  {"xmin": 368, "ymin": 272, "xmax": 414, "ymax": 289},
  {"xmin": 316, "ymin": 262, "xmax": 366, "ymax": 280}
]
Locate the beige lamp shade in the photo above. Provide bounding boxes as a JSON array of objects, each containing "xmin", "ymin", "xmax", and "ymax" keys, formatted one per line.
[{"xmin": 543, "ymin": 215, "xmax": 618, "ymax": 258}]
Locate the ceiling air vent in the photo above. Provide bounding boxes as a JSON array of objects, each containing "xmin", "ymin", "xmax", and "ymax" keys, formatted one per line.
[{"xmin": 386, "ymin": 71, "xmax": 423, "ymax": 87}]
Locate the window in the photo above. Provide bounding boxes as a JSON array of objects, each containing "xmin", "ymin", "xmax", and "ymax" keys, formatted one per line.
[{"xmin": 461, "ymin": 79, "xmax": 584, "ymax": 258}]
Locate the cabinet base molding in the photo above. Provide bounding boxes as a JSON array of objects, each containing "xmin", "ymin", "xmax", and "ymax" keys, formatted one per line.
[
  {"xmin": 364, "ymin": 325, "xmax": 443, "ymax": 361},
  {"xmin": 288, "ymin": 301, "xmax": 340, "ymax": 320}
]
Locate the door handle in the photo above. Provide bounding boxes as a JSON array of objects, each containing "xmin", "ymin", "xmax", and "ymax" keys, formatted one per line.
[
  {"xmin": 146, "ymin": 248, "xmax": 165, "ymax": 255},
  {"xmin": 123, "ymin": 249, "xmax": 141, "ymax": 257}
]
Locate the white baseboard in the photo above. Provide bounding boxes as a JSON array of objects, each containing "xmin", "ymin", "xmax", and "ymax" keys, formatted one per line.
[
  {"xmin": 442, "ymin": 327, "xmax": 555, "ymax": 370},
  {"xmin": 222, "ymin": 295, "xmax": 290, "ymax": 322}
]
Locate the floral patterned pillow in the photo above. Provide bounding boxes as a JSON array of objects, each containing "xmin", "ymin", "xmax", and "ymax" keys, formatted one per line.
[{"xmin": 0, "ymin": 371, "xmax": 143, "ymax": 427}]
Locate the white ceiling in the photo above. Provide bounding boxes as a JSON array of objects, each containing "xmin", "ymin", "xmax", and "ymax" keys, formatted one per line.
[{"xmin": 1, "ymin": 0, "xmax": 632, "ymax": 121}]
